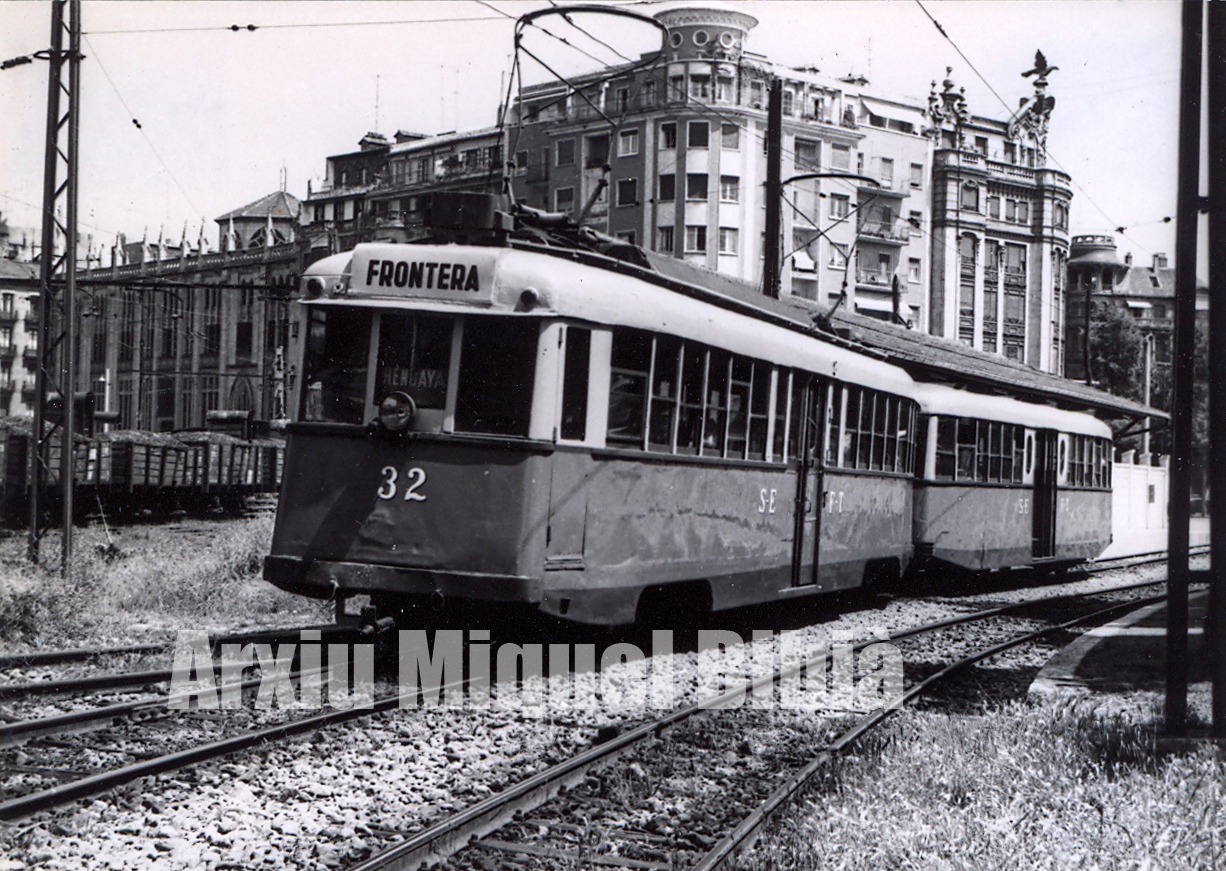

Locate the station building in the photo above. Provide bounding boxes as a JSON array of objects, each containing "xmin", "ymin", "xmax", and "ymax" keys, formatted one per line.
[{"xmin": 73, "ymin": 191, "xmax": 305, "ymax": 431}]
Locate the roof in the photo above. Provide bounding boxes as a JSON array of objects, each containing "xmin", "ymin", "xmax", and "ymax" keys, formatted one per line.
[
  {"xmin": 215, "ymin": 191, "xmax": 301, "ymax": 223},
  {"xmin": 0, "ymin": 259, "xmax": 38, "ymax": 286},
  {"xmin": 826, "ymin": 309, "xmax": 1162, "ymax": 420},
  {"xmin": 636, "ymin": 249, "xmax": 1160, "ymax": 420}
]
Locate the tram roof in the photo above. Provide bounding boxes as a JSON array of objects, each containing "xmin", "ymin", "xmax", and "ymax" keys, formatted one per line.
[{"xmin": 637, "ymin": 250, "xmax": 1163, "ymax": 422}]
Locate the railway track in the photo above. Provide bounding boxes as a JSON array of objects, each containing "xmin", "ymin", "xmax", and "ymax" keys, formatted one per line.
[{"xmin": 342, "ymin": 580, "xmax": 1176, "ymax": 871}]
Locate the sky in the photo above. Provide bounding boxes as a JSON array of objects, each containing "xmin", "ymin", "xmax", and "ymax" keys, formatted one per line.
[{"xmin": 0, "ymin": 1, "xmax": 1191, "ymax": 273}]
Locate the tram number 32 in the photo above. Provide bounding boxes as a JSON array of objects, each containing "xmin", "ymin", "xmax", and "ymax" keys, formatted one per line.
[{"xmin": 378, "ymin": 466, "xmax": 428, "ymax": 501}]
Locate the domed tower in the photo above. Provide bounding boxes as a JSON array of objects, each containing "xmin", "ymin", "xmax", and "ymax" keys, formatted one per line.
[
  {"xmin": 653, "ymin": 7, "xmax": 758, "ymax": 63},
  {"xmin": 1065, "ymin": 234, "xmax": 1127, "ymax": 382}
]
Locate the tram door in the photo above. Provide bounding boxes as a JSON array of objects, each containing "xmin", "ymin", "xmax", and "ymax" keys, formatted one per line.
[
  {"xmin": 791, "ymin": 377, "xmax": 827, "ymax": 586},
  {"xmin": 1032, "ymin": 429, "xmax": 1058, "ymax": 559}
]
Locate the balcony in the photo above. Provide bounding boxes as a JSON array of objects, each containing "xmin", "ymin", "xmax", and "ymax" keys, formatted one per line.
[
  {"xmin": 0, "ymin": 309, "xmax": 17, "ymax": 326},
  {"xmin": 23, "ymin": 313, "xmax": 37, "ymax": 332},
  {"xmin": 858, "ymin": 220, "xmax": 910, "ymax": 244},
  {"xmin": 856, "ymin": 269, "xmax": 895, "ymax": 289},
  {"xmin": 0, "ymin": 380, "xmax": 15, "ymax": 395},
  {"xmin": 0, "ymin": 345, "xmax": 15, "ymax": 362},
  {"xmin": 22, "ymin": 346, "xmax": 37, "ymax": 369}
]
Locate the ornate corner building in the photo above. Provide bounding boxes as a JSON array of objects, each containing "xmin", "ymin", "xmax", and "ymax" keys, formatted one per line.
[{"xmin": 925, "ymin": 65, "xmax": 1072, "ymax": 373}]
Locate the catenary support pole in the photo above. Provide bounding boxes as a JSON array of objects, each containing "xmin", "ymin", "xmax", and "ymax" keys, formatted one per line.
[
  {"xmin": 1207, "ymin": 0, "xmax": 1226, "ymax": 739},
  {"xmin": 1166, "ymin": 0, "xmax": 1203, "ymax": 737},
  {"xmin": 762, "ymin": 77, "xmax": 782, "ymax": 299}
]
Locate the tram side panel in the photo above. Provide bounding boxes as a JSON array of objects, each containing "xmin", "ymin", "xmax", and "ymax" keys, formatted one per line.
[
  {"xmin": 1052, "ymin": 433, "xmax": 1113, "ymax": 563},
  {"xmin": 819, "ymin": 470, "xmax": 913, "ymax": 586}
]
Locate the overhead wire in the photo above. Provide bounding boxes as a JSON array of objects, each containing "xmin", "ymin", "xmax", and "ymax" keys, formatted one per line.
[{"xmin": 82, "ymin": 34, "xmax": 204, "ymax": 219}]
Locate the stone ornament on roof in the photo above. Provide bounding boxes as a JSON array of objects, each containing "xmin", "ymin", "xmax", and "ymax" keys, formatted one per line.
[
  {"xmin": 924, "ymin": 67, "xmax": 969, "ymax": 145},
  {"xmin": 1007, "ymin": 50, "xmax": 1058, "ymax": 165}
]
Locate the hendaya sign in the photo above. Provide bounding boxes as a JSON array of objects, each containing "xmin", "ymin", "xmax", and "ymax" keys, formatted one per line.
[{"xmin": 350, "ymin": 247, "xmax": 495, "ymax": 302}]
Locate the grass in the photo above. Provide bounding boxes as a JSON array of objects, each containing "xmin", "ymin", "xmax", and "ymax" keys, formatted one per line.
[
  {"xmin": 740, "ymin": 698, "xmax": 1225, "ymax": 871},
  {"xmin": 0, "ymin": 515, "xmax": 320, "ymax": 648}
]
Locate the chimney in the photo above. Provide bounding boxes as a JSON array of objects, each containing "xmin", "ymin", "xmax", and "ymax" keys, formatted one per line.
[
  {"xmin": 1124, "ymin": 252, "xmax": 1132, "ymax": 266},
  {"xmin": 1153, "ymin": 252, "xmax": 1169, "ymax": 270}
]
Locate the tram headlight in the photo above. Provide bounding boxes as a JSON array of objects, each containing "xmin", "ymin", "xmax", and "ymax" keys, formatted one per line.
[
  {"xmin": 378, "ymin": 391, "xmax": 417, "ymax": 433},
  {"xmin": 304, "ymin": 276, "xmax": 325, "ymax": 299}
]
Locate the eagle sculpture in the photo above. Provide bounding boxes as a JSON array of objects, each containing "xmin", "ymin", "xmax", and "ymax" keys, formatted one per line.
[{"xmin": 1022, "ymin": 50, "xmax": 1058, "ymax": 78}]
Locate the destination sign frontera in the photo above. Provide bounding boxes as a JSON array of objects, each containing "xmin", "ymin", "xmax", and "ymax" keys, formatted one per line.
[{"xmin": 351, "ymin": 248, "xmax": 495, "ymax": 302}]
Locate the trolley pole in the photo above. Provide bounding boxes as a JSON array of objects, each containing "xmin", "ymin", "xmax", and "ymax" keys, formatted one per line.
[{"xmin": 28, "ymin": 0, "xmax": 81, "ymax": 571}]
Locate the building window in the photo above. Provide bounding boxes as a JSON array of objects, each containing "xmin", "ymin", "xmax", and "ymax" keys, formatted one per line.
[
  {"xmin": 829, "ymin": 243, "xmax": 848, "ymax": 268},
  {"xmin": 880, "ymin": 157, "xmax": 894, "ymax": 188},
  {"xmin": 686, "ymin": 173, "xmax": 708, "ymax": 201},
  {"xmin": 831, "ymin": 143, "xmax": 851, "ymax": 170},
  {"xmin": 830, "ymin": 194, "xmax": 850, "ymax": 218},
  {"xmin": 718, "ymin": 227, "xmax": 739, "ymax": 254},
  {"xmin": 688, "ymin": 121, "xmax": 709, "ymax": 148},
  {"xmin": 782, "ymin": 90, "xmax": 793, "ymax": 116},
  {"xmin": 585, "ymin": 134, "xmax": 610, "ymax": 169},
  {"xmin": 618, "ymin": 129, "xmax": 639, "ymax": 157},
  {"xmin": 721, "ymin": 123, "xmax": 740, "ymax": 150},
  {"xmin": 1016, "ymin": 201, "xmax": 1029, "ymax": 223},
  {"xmin": 556, "ymin": 139, "xmax": 575, "ymax": 167},
  {"xmin": 720, "ymin": 176, "xmax": 739, "ymax": 202},
  {"xmin": 974, "ymin": 136, "xmax": 989, "ymax": 155},
  {"xmin": 555, "ymin": 187, "xmax": 575, "ymax": 213},
  {"xmin": 685, "ymin": 225, "xmax": 707, "ymax": 253},
  {"xmin": 961, "ymin": 183, "xmax": 980, "ymax": 212},
  {"xmin": 644, "ymin": 79, "xmax": 656, "ymax": 106},
  {"xmin": 515, "ymin": 150, "xmax": 528, "ymax": 169},
  {"xmin": 616, "ymin": 87, "xmax": 630, "ymax": 113},
  {"xmin": 750, "ymin": 79, "xmax": 765, "ymax": 107},
  {"xmin": 617, "ymin": 177, "xmax": 638, "ymax": 207},
  {"xmin": 669, "ymin": 75, "xmax": 685, "ymax": 101},
  {"xmin": 908, "ymin": 258, "xmax": 922, "ymax": 283},
  {"xmin": 794, "ymin": 138, "xmax": 820, "ymax": 171},
  {"xmin": 661, "ymin": 122, "xmax": 677, "ymax": 149},
  {"xmin": 910, "ymin": 163, "xmax": 924, "ymax": 188},
  {"xmin": 909, "ymin": 210, "xmax": 923, "ymax": 234},
  {"xmin": 717, "ymin": 77, "xmax": 733, "ymax": 102},
  {"xmin": 689, "ymin": 74, "xmax": 711, "ymax": 100},
  {"xmin": 988, "ymin": 196, "xmax": 1001, "ymax": 219},
  {"xmin": 659, "ymin": 174, "xmax": 676, "ymax": 202},
  {"xmin": 658, "ymin": 226, "xmax": 674, "ymax": 253}
]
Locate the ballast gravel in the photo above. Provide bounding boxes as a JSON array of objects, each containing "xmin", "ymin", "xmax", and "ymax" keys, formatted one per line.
[{"xmin": 0, "ymin": 559, "xmax": 1181, "ymax": 870}]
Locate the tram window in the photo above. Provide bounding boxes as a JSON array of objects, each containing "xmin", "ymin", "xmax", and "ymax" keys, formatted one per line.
[
  {"xmin": 956, "ymin": 419, "xmax": 976, "ymax": 480},
  {"xmin": 676, "ymin": 344, "xmax": 706, "ymax": 455},
  {"xmin": 726, "ymin": 356, "xmax": 753, "ymax": 459},
  {"xmin": 455, "ymin": 316, "xmax": 537, "ymax": 437},
  {"xmin": 607, "ymin": 327, "xmax": 653, "ymax": 446},
  {"xmin": 869, "ymin": 393, "xmax": 886, "ymax": 470},
  {"xmin": 375, "ymin": 313, "xmax": 452, "ymax": 411},
  {"xmin": 824, "ymin": 383, "xmax": 842, "ymax": 466},
  {"xmin": 976, "ymin": 422, "xmax": 989, "ymax": 481},
  {"xmin": 858, "ymin": 391, "xmax": 875, "ymax": 469},
  {"xmin": 884, "ymin": 397, "xmax": 898, "ymax": 472},
  {"xmin": 1058, "ymin": 438, "xmax": 1067, "ymax": 480},
  {"xmin": 748, "ymin": 363, "xmax": 771, "ymax": 461},
  {"xmin": 1025, "ymin": 433, "xmax": 1034, "ymax": 477},
  {"xmin": 648, "ymin": 335, "xmax": 682, "ymax": 452},
  {"xmin": 935, "ymin": 418, "xmax": 956, "ymax": 479},
  {"xmin": 560, "ymin": 327, "xmax": 591, "ymax": 441},
  {"xmin": 703, "ymin": 350, "xmax": 730, "ymax": 457},
  {"xmin": 841, "ymin": 388, "xmax": 859, "ymax": 468},
  {"xmin": 789, "ymin": 375, "xmax": 805, "ymax": 463},
  {"xmin": 301, "ymin": 307, "xmax": 371, "ymax": 424},
  {"xmin": 773, "ymin": 370, "xmax": 791, "ymax": 462}
]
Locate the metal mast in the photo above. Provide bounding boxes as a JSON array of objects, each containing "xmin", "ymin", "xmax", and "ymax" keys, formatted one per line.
[{"xmin": 29, "ymin": 0, "xmax": 81, "ymax": 571}]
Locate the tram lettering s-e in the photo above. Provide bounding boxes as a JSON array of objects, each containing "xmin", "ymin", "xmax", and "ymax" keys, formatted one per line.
[{"xmin": 263, "ymin": 191, "xmax": 1115, "ymax": 627}]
